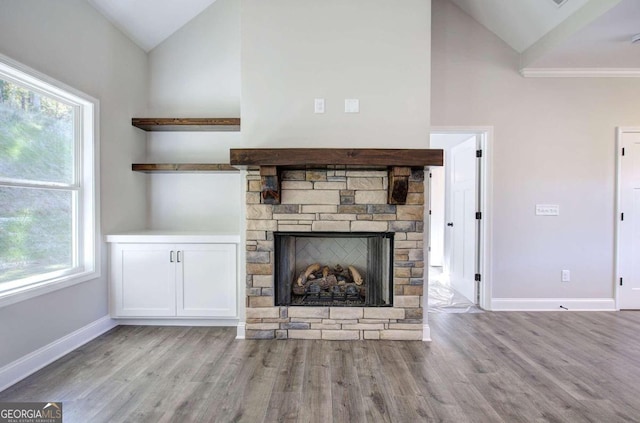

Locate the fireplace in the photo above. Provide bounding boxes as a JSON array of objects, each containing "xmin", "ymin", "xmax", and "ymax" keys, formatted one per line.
[
  {"xmin": 274, "ymin": 232, "xmax": 394, "ymax": 307},
  {"xmin": 230, "ymin": 149, "xmax": 444, "ymax": 340},
  {"xmin": 228, "ymin": 148, "xmax": 446, "ymax": 340},
  {"xmin": 239, "ymin": 166, "xmax": 428, "ymax": 340}
]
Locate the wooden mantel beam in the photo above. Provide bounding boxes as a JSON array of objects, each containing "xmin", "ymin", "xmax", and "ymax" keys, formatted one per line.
[
  {"xmin": 231, "ymin": 148, "xmax": 443, "ymax": 206},
  {"xmin": 230, "ymin": 148, "xmax": 443, "ymax": 168}
]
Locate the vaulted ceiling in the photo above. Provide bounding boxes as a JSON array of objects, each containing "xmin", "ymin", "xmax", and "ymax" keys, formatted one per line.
[
  {"xmin": 87, "ymin": 0, "xmax": 639, "ymax": 72},
  {"xmin": 528, "ymin": 0, "xmax": 640, "ymax": 68},
  {"xmin": 449, "ymin": 0, "xmax": 591, "ymax": 53},
  {"xmin": 86, "ymin": 0, "xmax": 217, "ymax": 52}
]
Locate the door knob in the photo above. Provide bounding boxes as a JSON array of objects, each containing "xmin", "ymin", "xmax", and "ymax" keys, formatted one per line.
[{"xmin": 447, "ymin": 222, "xmax": 454, "ymax": 227}]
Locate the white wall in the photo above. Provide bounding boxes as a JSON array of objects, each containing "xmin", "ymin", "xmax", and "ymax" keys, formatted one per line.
[
  {"xmin": 148, "ymin": 0, "xmax": 240, "ymax": 117},
  {"xmin": 145, "ymin": 0, "xmax": 431, "ymax": 229},
  {"xmin": 432, "ymin": 0, "xmax": 640, "ymax": 301},
  {"xmin": 146, "ymin": 0, "xmax": 241, "ymax": 231},
  {"xmin": 241, "ymin": 0, "xmax": 431, "ymax": 148},
  {"xmin": 0, "ymin": 0, "xmax": 148, "ymax": 367},
  {"xmin": 147, "ymin": 173, "xmax": 241, "ymax": 231}
]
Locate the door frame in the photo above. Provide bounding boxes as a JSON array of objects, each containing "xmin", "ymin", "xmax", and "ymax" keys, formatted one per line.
[
  {"xmin": 430, "ymin": 126, "xmax": 494, "ymax": 310},
  {"xmin": 615, "ymin": 127, "xmax": 640, "ymax": 310}
]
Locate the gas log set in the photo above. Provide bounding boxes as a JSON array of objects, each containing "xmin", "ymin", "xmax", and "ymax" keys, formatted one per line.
[{"xmin": 291, "ymin": 263, "xmax": 367, "ymax": 305}]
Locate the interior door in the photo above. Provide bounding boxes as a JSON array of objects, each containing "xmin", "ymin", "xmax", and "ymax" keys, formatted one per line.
[
  {"xmin": 429, "ymin": 167, "xmax": 445, "ymax": 267},
  {"xmin": 619, "ymin": 131, "xmax": 640, "ymax": 309},
  {"xmin": 448, "ymin": 137, "xmax": 478, "ymax": 303}
]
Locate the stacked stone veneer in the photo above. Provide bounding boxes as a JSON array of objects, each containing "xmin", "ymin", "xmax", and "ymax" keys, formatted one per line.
[{"xmin": 245, "ymin": 168, "xmax": 425, "ymax": 340}]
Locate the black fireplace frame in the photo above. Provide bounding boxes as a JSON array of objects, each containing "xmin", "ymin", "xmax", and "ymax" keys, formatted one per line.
[{"xmin": 274, "ymin": 232, "xmax": 394, "ymax": 307}]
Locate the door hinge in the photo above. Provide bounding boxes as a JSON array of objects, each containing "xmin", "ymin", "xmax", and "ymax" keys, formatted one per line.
[
  {"xmin": 621, "ymin": 212, "xmax": 624, "ymax": 221},
  {"xmin": 429, "ymin": 172, "xmax": 432, "ymax": 178},
  {"xmin": 475, "ymin": 273, "xmax": 481, "ymax": 282},
  {"xmin": 620, "ymin": 277, "xmax": 623, "ymax": 286},
  {"xmin": 429, "ymin": 210, "xmax": 432, "ymax": 215},
  {"xmin": 476, "ymin": 149, "xmax": 483, "ymax": 158},
  {"xmin": 475, "ymin": 212, "xmax": 482, "ymax": 220},
  {"xmin": 622, "ymin": 147, "xmax": 625, "ymax": 156}
]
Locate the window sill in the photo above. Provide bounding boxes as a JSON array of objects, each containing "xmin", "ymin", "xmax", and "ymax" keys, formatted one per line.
[{"xmin": 0, "ymin": 270, "xmax": 101, "ymax": 309}]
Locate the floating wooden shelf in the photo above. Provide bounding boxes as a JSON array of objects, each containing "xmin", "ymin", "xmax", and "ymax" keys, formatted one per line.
[
  {"xmin": 132, "ymin": 164, "xmax": 239, "ymax": 173},
  {"xmin": 132, "ymin": 118, "xmax": 240, "ymax": 132},
  {"xmin": 229, "ymin": 148, "xmax": 443, "ymax": 168}
]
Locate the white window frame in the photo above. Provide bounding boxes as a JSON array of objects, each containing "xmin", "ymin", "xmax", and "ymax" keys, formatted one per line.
[{"xmin": 0, "ymin": 53, "xmax": 100, "ymax": 307}]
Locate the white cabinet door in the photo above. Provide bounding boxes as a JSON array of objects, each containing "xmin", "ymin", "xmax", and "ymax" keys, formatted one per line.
[
  {"xmin": 113, "ymin": 244, "xmax": 176, "ymax": 317},
  {"xmin": 176, "ymin": 244, "xmax": 237, "ymax": 317}
]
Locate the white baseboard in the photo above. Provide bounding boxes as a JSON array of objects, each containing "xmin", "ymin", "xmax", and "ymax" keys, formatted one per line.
[
  {"xmin": 422, "ymin": 324, "xmax": 431, "ymax": 342},
  {"xmin": 236, "ymin": 322, "xmax": 246, "ymax": 340},
  {"xmin": 520, "ymin": 68, "xmax": 640, "ymax": 78},
  {"xmin": 0, "ymin": 315, "xmax": 117, "ymax": 393},
  {"xmin": 491, "ymin": 298, "xmax": 616, "ymax": 311},
  {"xmin": 114, "ymin": 318, "xmax": 238, "ymax": 327}
]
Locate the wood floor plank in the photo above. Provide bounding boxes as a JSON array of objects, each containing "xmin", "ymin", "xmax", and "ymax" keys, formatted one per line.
[
  {"xmin": 449, "ymin": 316, "xmax": 605, "ymax": 422},
  {"xmin": 351, "ymin": 341, "xmax": 395, "ymax": 423},
  {"xmin": 2, "ymin": 312, "xmax": 640, "ymax": 422},
  {"xmin": 329, "ymin": 342, "xmax": 367, "ymax": 423},
  {"xmin": 423, "ymin": 337, "xmax": 506, "ymax": 422},
  {"xmin": 403, "ymin": 351, "xmax": 476, "ymax": 422},
  {"xmin": 297, "ymin": 340, "xmax": 332, "ymax": 423},
  {"xmin": 205, "ymin": 340, "xmax": 277, "ymax": 422}
]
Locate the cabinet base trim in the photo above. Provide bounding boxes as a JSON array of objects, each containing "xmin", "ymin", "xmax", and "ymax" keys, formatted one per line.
[
  {"xmin": 423, "ymin": 324, "xmax": 431, "ymax": 342},
  {"xmin": 236, "ymin": 322, "xmax": 246, "ymax": 339},
  {"xmin": 113, "ymin": 318, "xmax": 239, "ymax": 326}
]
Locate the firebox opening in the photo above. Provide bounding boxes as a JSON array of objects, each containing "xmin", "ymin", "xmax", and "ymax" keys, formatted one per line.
[{"xmin": 274, "ymin": 232, "xmax": 394, "ymax": 307}]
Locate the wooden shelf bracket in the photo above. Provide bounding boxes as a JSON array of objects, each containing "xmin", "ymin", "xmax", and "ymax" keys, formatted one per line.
[
  {"xmin": 388, "ymin": 166, "xmax": 411, "ymax": 205},
  {"xmin": 260, "ymin": 166, "xmax": 280, "ymax": 204}
]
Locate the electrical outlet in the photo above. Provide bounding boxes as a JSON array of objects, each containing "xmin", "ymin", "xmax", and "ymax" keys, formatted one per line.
[
  {"xmin": 314, "ymin": 98, "xmax": 325, "ymax": 114},
  {"xmin": 561, "ymin": 270, "xmax": 570, "ymax": 282}
]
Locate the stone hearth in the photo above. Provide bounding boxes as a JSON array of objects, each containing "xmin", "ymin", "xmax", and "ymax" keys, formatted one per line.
[{"xmin": 244, "ymin": 167, "xmax": 426, "ymax": 340}]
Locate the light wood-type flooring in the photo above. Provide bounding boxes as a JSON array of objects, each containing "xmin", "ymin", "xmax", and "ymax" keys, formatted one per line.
[{"xmin": 1, "ymin": 312, "xmax": 640, "ymax": 422}]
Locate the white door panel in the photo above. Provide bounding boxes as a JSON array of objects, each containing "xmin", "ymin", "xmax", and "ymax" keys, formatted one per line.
[
  {"xmin": 619, "ymin": 132, "xmax": 640, "ymax": 309},
  {"xmin": 449, "ymin": 137, "xmax": 478, "ymax": 303},
  {"xmin": 429, "ymin": 167, "xmax": 445, "ymax": 267}
]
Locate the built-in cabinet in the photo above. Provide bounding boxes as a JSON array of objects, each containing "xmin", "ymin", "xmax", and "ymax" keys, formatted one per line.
[
  {"xmin": 106, "ymin": 118, "xmax": 242, "ymax": 325},
  {"xmin": 107, "ymin": 233, "xmax": 240, "ymax": 321}
]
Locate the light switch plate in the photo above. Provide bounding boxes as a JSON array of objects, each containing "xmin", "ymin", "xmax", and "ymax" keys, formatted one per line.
[
  {"xmin": 536, "ymin": 204, "xmax": 559, "ymax": 216},
  {"xmin": 314, "ymin": 98, "xmax": 325, "ymax": 114},
  {"xmin": 345, "ymin": 99, "xmax": 359, "ymax": 113}
]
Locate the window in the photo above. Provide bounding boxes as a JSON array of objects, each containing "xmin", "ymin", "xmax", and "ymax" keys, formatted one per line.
[{"xmin": 0, "ymin": 55, "xmax": 99, "ymax": 304}]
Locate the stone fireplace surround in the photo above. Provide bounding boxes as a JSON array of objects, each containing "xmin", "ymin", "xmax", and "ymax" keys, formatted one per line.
[{"xmin": 244, "ymin": 167, "xmax": 426, "ymax": 340}]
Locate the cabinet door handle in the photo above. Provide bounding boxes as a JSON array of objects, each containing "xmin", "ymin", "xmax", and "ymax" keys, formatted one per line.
[
  {"xmin": 177, "ymin": 251, "xmax": 182, "ymax": 263},
  {"xmin": 170, "ymin": 251, "xmax": 175, "ymax": 262}
]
